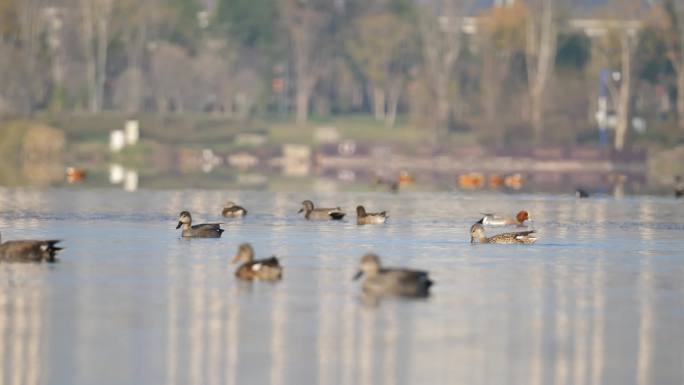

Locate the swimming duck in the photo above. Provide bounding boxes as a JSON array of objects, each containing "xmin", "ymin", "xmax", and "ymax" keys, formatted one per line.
[
  {"xmin": 675, "ymin": 176, "xmax": 683, "ymax": 198},
  {"xmin": 0, "ymin": 232, "xmax": 62, "ymax": 263},
  {"xmin": 176, "ymin": 211, "xmax": 224, "ymax": 238},
  {"xmin": 222, "ymin": 201, "xmax": 247, "ymax": 217},
  {"xmin": 353, "ymin": 253, "xmax": 433, "ymax": 297},
  {"xmin": 470, "ymin": 222, "xmax": 537, "ymax": 244},
  {"xmin": 480, "ymin": 210, "xmax": 530, "ymax": 226},
  {"xmin": 356, "ymin": 205, "xmax": 388, "ymax": 225},
  {"xmin": 232, "ymin": 243, "xmax": 282, "ymax": 281},
  {"xmin": 298, "ymin": 200, "xmax": 345, "ymax": 220},
  {"xmin": 576, "ymin": 188, "xmax": 590, "ymax": 198}
]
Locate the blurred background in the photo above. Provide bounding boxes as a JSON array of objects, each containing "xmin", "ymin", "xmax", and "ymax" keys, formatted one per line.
[{"xmin": 1, "ymin": 0, "xmax": 684, "ymax": 195}]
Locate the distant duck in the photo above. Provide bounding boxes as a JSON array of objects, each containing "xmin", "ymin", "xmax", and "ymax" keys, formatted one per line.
[
  {"xmin": 675, "ymin": 176, "xmax": 684, "ymax": 199},
  {"xmin": 504, "ymin": 173, "xmax": 524, "ymax": 190},
  {"xmin": 66, "ymin": 167, "xmax": 87, "ymax": 183},
  {"xmin": 470, "ymin": 222, "xmax": 537, "ymax": 244},
  {"xmin": 398, "ymin": 171, "xmax": 414, "ymax": 185},
  {"xmin": 375, "ymin": 177, "xmax": 399, "ymax": 193},
  {"xmin": 353, "ymin": 253, "xmax": 433, "ymax": 297},
  {"xmin": 298, "ymin": 200, "xmax": 345, "ymax": 220},
  {"xmin": 480, "ymin": 210, "xmax": 530, "ymax": 226},
  {"xmin": 0, "ymin": 232, "xmax": 62, "ymax": 263},
  {"xmin": 576, "ymin": 188, "xmax": 590, "ymax": 198},
  {"xmin": 232, "ymin": 243, "xmax": 282, "ymax": 281},
  {"xmin": 458, "ymin": 173, "xmax": 485, "ymax": 189},
  {"xmin": 356, "ymin": 205, "xmax": 388, "ymax": 225},
  {"xmin": 176, "ymin": 211, "xmax": 224, "ymax": 238},
  {"xmin": 222, "ymin": 201, "xmax": 247, "ymax": 217}
]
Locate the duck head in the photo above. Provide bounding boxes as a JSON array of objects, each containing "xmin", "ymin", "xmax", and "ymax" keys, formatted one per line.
[
  {"xmin": 470, "ymin": 222, "xmax": 487, "ymax": 243},
  {"xmin": 298, "ymin": 200, "xmax": 314, "ymax": 214},
  {"xmin": 356, "ymin": 205, "xmax": 366, "ymax": 216},
  {"xmin": 354, "ymin": 253, "xmax": 381, "ymax": 280},
  {"xmin": 176, "ymin": 211, "xmax": 192, "ymax": 229},
  {"xmin": 232, "ymin": 243, "xmax": 254, "ymax": 264},
  {"xmin": 516, "ymin": 210, "xmax": 530, "ymax": 224},
  {"xmin": 224, "ymin": 201, "xmax": 236, "ymax": 208}
]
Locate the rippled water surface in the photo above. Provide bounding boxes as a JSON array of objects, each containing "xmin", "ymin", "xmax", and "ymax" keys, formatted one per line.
[{"xmin": 1, "ymin": 189, "xmax": 683, "ymax": 385}]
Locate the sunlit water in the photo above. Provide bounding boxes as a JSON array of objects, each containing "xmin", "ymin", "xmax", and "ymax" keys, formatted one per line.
[{"xmin": 0, "ymin": 189, "xmax": 682, "ymax": 385}]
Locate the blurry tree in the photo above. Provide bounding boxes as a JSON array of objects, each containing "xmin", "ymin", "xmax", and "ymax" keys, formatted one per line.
[
  {"xmin": 214, "ymin": 0, "xmax": 276, "ymax": 49},
  {"xmin": 526, "ymin": 0, "xmax": 557, "ymax": 143},
  {"xmin": 346, "ymin": 12, "xmax": 413, "ymax": 126},
  {"xmin": 279, "ymin": 0, "xmax": 332, "ymax": 126},
  {"xmin": 659, "ymin": 0, "xmax": 684, "ymax": 130},
  {"xmin": 416, "ymin": 0, "xmax": 470, "ymax": 135},
  {"xmin": 477, "ymin": 3, "xmax": 528, "ymax": 141},
  {"xmin": 79, "ymin": 0, "xmax": 113, "ymax": 113}
]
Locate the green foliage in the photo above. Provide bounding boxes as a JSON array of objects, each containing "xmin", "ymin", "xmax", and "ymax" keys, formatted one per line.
[
  {"xmin": 161, "ymin": 0, "xmax": 202, "ymax": 49},
  {"xmin": 555, "ymin": 33, "xmax": 590, "ymax": 70},
  {"xmin": 214, "ymin": 0, "xmax": 277, "ymax": 49}
]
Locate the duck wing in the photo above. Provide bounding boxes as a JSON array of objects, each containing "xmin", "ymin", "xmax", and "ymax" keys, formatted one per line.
[{"xmin": 192, "ymin": 223, "xmax": 223, "ymax": 230}]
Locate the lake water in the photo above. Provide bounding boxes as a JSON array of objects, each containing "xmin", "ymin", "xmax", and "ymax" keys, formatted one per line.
[{"xmin": 0, "ymin": 189, "xmax": 682, "ymax": 385}]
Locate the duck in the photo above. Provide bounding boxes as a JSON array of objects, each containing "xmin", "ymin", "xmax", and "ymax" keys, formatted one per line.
[
  {"xmin": 232, "ymin": 243, "xmax": 282, "ymax": 281},
  {"xmin": 353, "ymin": 253, "xmax": 433, "ymax": 297},
  {"xmin": 480, "ymin": 210, "xmax": 530, "ymax": 226},
  {"xmin": 222, "ymin": 201, "xmax": 247, "ymax": 217},
  {"xmin": 470, "ymin": 222, "xmax": 537, "ymax": 244},
  {"xmin": 576, "ymin": 188, "xmax": 590, "ymax": 198},
  {"xmin": 298, "ymin": 200, "xmax": 345, "ymax": 220},
  {"xmin": 675, "ymin": 176, "xmax": 683, "ymax": 198},
  {"xmin": 0, "ymin": 232, "xmax": 62, "ymax": 263},
  {"xmin": 375, "ymin": 177, "xmax": 399, "ymax": 193},
  {"xmin": 356, "ymin": 205, "xmax": 388, "ymax": 225},
  {"xmin": 176, "ymin": 211, "xmax": 224, "ymax": 238}
]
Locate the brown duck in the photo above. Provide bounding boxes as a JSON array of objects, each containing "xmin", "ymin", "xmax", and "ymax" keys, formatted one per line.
[
  {"xmin": 356, "ymin": 205, "xmax": 388, "ymax": 225},
  {"xmin": 222, "ymin": 201, "xmax": 247, "ymax": 217},
  {"xmin": 0, "ymin": 232, "xmax": 62, "ymax": 262},
  {"xmin": 298, "ymin": 200, "xmax": 345, "ymax": 220},
  {"xmin": 176, "ymin": 211, "xmax": 224, "ymax": 238},
  {"xmin": 470, "ymin": 222, "xmax": 537, "ymax": 244},
  {"xmin": 232, "ymin": 243, "xmax": 282, "ymax": 281},
  {"xmin": 353, "ymin": 253, "xmax": 433, "ymax": 297}
]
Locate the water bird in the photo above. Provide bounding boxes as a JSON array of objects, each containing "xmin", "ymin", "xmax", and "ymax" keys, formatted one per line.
[
  {"xmin": 576, "ymin": 188, "xmax": 590, "ymax": 198},
  {"xmin": 222, "ymin": 201, "xmax": 247, "ymax": 217},
  {"xmin": 176, "ymin": 211, "xmax": 224, "ymax": 238},
  {"xmin": 479, "ymin": 210, "xmax": 530, "ymax": 226},
  {"xmin": 458, "ymin": 173, "xmax": 485, "ymax": 189},
  {"xmin": 232, "ymin": 243, "xmax": 282, "ymax": 281},
  {"xmin": 66, "ymin": 167, "xmax": 87, "ymax": 183},
  {"xmin": 503, "ymin": 173, "xmax": 524, "ymax": 190},
  {"xmin": 356, "ymin": 205, "xmax": 388, "ymax": 225},
  {"xmin": 675, "ymin": 176, "xmax": 684, "ymax": 198},
  {"xmin": 0, "ymin": 232, "xmax": 62, "ymax": 263},
  {"xmin": 298, "ymin": 200, "xmax": 345, "ymax": 220},
  {"xmin": 375, "ymin": 176, "xmax": 399, "ymax": 193},
  {"xmin": 470, "ymin": 222, "xmax": 537, "ymax": 244},
  {"xmin": 353, "ymin": 253, "xmax": 433, "ymax": 297}
]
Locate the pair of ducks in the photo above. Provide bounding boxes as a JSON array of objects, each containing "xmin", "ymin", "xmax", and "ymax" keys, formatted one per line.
[
  {"xmin": 233, "ymin": 243, "xmax": 432, "ymax": 297},
  {"xmin": 471, "ymin": 210, "xmax": 537, "ymax": 244},
  {"xmin": 298, "ymin": 200, "xmax": 388, "ymax": 225},
  {"xmin": 174, "ymin": 202, "xmax": 248, "ymax": 237}
]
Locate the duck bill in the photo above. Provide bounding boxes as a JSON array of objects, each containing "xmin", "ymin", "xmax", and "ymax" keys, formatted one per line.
[
  {"xmin": 176, "ymin": 221, "xmax": 182, "ymax": 229},
  {"xmin": 297, "ymin": 208, "xmax": 303, "ymax": 214},
  {"xmin": 353, "ymin": 270, "xmax": 363, "ymax": 280}
]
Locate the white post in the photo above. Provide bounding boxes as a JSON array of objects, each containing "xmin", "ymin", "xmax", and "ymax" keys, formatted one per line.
[
  {"xmin": 110, "ymin": 130, "xmax": 125, "ymax": 152},
  {"xmin": 124, "ymin": 119, "xmax": 139, "ymax": 145}
]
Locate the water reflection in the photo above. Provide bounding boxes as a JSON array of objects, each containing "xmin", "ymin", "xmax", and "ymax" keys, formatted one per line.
[{"xmin": 0, "ymin": 191, "xmax": 682, "ymax": 385}]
